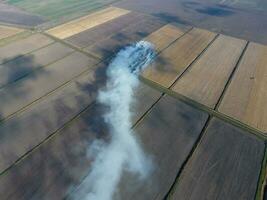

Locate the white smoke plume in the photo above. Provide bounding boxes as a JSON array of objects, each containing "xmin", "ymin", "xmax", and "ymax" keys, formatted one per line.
[{"xmin": 71, "ymin": 41, "xmax": 156, "ymax": 200}]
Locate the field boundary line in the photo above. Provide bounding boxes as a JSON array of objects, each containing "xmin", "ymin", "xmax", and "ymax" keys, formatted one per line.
[{"xmin": 140, "ymin": 76, "xmax": 267, "ymax": 140}]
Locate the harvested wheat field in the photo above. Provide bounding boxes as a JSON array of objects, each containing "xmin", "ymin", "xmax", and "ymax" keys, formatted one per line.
[{"xmin": 0, "ymin": 1, "xmax": 266, "ymax": 200}]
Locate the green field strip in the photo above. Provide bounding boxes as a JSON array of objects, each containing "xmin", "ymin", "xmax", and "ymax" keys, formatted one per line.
[
  {"xmin": 43, "ymin": 1, "xmax": 104, "ymax": 20},
  {"xmin": 37, "ymin": 4, "xmax": 118, "ymax": 30},
  {"xmin": 255, "ymin": 145, "xmax": 267, "ymax": 200},
  {"xmin": 140, "ymin": 75, "xmax": 267, "ymax": 141},
  {"xmin": 11, "ymin": 0, "xmax": 116, "ymax": 15},
  {"xmin": 33, "ymin": 1, "xmax": 101, "ymax": 16},
  {"xmin": 7, "ymin": 0, "xmax": 92, "ymax": 14},
  {"xmin": 7, "ymin": 0, "xmax": 123, "ymax": 23}
]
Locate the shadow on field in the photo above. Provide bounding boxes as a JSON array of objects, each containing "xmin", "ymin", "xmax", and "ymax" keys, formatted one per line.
[
  {"xmin": 0, "ymin": 54, "xmax": 49, "ymax": 121},
  {"xmin": 0, "ymin": 18, "xmax": 175, "ymax": 199},
  {"xmin": 0, "ymin": 55, "xmax": 48, "ymax": 89},
  {"xmin": 196, "ymin": 6, "xmax": 234, "ymax": 16},
  {"xmin": 0, "ymin": 53, "xmax": 51, "ymax": 175},
  {"xmin": 154, "ymin": 12, "xmax": 188, "ymax": 24},
  {"xmin": 183, "ymin": 1, "xmax": 234, "ymax": 17},
  {"xmin": 0, "ymin": 57, "xmax": 111, "ymax": 199}
]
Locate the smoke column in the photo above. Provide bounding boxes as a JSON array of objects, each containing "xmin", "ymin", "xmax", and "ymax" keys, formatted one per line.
[{"xmin": 71, "ymin": 41, "xmax": 155, "ymax": 200}]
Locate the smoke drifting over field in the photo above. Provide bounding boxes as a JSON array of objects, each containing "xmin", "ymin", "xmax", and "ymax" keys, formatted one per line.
[{"xmin": 72, "ymin": 41, "xmax": 155, "ymax": 200}]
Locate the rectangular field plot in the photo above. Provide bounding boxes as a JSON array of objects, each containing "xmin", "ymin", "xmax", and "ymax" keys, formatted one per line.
[
  {"xmin": 0, "ymin": 42, "xmax": 74, "ymax": 89},
  {"xmin": 0, "ymin": 82, "xmax": 162, "ymax": 199},
  {"xmin": 0, "ymin": 52, "xmax": 97, "ymax": 121},
  {"xmin": 172, "ymin": 35, "xmax": 246, "ymax": 108},
  {"xmin": 142, "ymin": 28, "xmax": 217, "ymax": 88},
  {"xmin": 0, "ymin": 2, "xmax": 45, "ymax": 27},
  {"xmin": 65, "ymin": 12, "xmax": 144, "ymax": 48},
  {"xmin": 144, "ymin": 23, "xmax": 191, "ymax": 53},
  {"xmin": 0, "ymin": 25, "xmax": 24, "ymax": 40},
  {"xmin": 117, "ymin": 95, "xmax": 208, "ymax": 200},
  {"xmin": 84, "ymin": 15, "xmax": 165, "ymax": 59},
  {"xmin": 0, "ymin": 67, "xmax": 97, "ymax": 173},
  {"xmin": 46, "ymin": 7, "xmax": 130, "ymax": 39},
  {"xmin": 170, "ymin": 118, "xmax": 265, "ymax": 200},
  {"xmin": 0, "ymin": 34, "xmax": 53, "ymax": 64},
  {"xmin": 219, "ymin": 43, "xmax": 267, "ymax": 134}
]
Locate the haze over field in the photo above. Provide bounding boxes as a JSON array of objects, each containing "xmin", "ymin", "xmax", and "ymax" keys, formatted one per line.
[{"xmin": 71, "ymin": 41, "xmax": 155, "ymax": 200}]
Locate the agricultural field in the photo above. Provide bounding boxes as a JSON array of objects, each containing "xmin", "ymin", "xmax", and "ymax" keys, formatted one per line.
[
  {"xmin": 5, "ymin": 0, "xmax": 122, "ymax": 25},
  {"xmin": 0, "ymin": 2, "xmax": 266, "ymax": 200},
  {"xmin": 115, "ymin": 0, "xmax": 267, "ymax": 44},
  {"xmin": 210, "ymin": 0, "xmax": 267, "ymax": 11}
]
